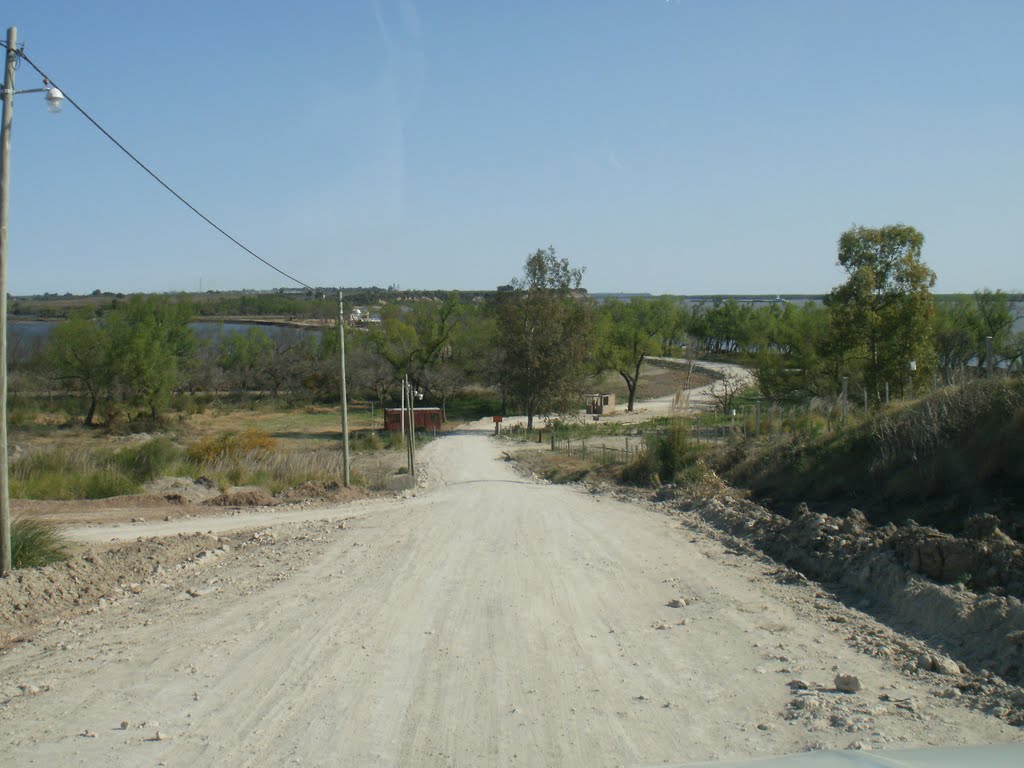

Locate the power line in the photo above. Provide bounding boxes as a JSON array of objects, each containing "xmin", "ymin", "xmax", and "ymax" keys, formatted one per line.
[{"xmin": 4, "ymin": 43, "xmax": 315, "ymax": 291}]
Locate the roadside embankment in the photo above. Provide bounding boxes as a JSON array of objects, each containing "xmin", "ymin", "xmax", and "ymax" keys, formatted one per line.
[
  {"xmin": 720, "ymin": 377, "xmax": 1024, "ymax": 537},
  {"xmin": 668, "ymin": 492, "xmax": 1024, "ymax": 691}
]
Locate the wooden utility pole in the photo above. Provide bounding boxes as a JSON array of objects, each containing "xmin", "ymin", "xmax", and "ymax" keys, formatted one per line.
[
  {"xmin": 338, "ymin": 292, "xmax": 350, "ymax": 487},
  {"xmin": 0, "ymin": 27, "xmax": 18, "ymax": 576},
  {"xmin": 401, "ymin": 376, "xmax": 413, "ymax": 479}
]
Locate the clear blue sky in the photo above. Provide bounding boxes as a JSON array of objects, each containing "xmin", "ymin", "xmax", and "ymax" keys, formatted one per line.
[{"xmin": 4, "ymin": 1, "xmax": 1022, "ymax": 296}]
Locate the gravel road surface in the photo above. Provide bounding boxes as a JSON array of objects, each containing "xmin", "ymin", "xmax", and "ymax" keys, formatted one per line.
[{"xmin": 1, "ymin": 430, "xmax": 1020, "ymax": 766}]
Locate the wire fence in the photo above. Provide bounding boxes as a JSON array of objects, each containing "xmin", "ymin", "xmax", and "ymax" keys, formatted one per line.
[{"xmin": 497, "ymin": 393, "xmax": 877, "ymax": 463}]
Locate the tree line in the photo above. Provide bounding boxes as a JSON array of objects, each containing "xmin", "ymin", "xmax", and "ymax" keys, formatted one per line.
[{"xmin": 12, "ymin": 227, "xmax": 1023, "ymax": 428}]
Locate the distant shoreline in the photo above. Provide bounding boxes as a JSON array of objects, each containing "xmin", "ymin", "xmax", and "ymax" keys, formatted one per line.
[
  {"xmin": 7, "ymin": 315, "xmax": 332, "ymax": 330},
  {"xmin": 191, "ymin": 316, "xmax": 332, "ymax": 330}
]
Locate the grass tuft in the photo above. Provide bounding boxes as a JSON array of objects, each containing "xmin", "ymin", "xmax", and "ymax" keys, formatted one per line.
[{"xmin": 10, "ymin": 517, "xmax": 70, "ymax": 568}]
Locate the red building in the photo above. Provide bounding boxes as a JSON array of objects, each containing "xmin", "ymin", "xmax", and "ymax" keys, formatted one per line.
[{"xmin": 384, "ymin": 407, "xmax": 444, "ymax": 432}]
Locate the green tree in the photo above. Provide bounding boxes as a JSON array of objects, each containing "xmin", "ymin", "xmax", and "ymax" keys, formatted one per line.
[
  {"xmin": 104, "ymin": 296, "xmax": 197, "ymax": 419},
  {"xmin": 41, "ymin": 296, "xmax": 197, "ymax": 423},
  {"xmin": 933, "ymin": 296, "xmax": 977, "ymax": 384},
  {"xmin": 218, "ymin": 327, "xmax": 276, "ymax": 399},
  {"xmin": 972, "ymin": 289, "xmax": 1017, "ymax": 369},
  {"xmin": 494, "ymin": 247, "xmax": 593, "ymax": 429},
  {"xmin": 596, "ymin": 296, "xmax": 676, "ymax": 411},
  {"xmin": 754, "ymin": 302, "xmax": 833, "ymax": 399},
  {"xmin": 825, "ymin": 224, "xmax": 936, "ymax": 398},
  {"xmin": 367, "ymin": 295, "xmax": 461, "ymax": 384},
  {"xmin": 346, "ymin": 331, "xmax": 397, "ymax": 407},
  {"xmin": 41, "ymin": 310, "xmax": 111, "ymax": 425}
]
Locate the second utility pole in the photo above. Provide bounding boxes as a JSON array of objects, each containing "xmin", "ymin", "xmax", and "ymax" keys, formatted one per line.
[
  {"xmin": 0, "ymin": 27, "xmax": 18, "ymax": 576},
  {"xmin": 338, "ymin": 291, "xmax": 350, "ymax": 487}
]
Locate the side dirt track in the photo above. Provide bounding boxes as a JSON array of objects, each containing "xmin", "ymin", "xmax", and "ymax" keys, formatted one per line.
[{"xmin": 1, "ymin": 428, "xmax": 1022, "ymax": 767}]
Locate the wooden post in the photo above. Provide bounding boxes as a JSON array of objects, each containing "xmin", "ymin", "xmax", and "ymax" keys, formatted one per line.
[
  {"xmin": 338, "ymin": 292, "xmax": 350, "ymax": 488},
  {"xmin": 0, "ymin": 28, "xmax": 17, "ymax": 575}
]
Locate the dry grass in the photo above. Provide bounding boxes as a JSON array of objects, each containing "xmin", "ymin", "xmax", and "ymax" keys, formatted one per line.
[
  {"xmin": 719, "ymin": 376, "xmax": 1024, "ymax": 530},
  {"xmin": 187, "ymin": 429, "xmax": 278, "ymax": 462},
  {"xmin": 10, "ymin": 517, "xmax": 70, "ymax": 568}
]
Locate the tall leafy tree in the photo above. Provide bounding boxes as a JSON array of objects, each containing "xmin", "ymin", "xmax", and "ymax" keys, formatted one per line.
[
  {"xmin": 41, "ymin": 310, "xmax": 111, "ymax": 425},
  {"xmin": 367, "ymin": 294, "xmax": 461, "ymax": 384},
  {"xmin": 494, "ymin": 247, "xmax": 593, "ymax": 429},
  {"xmin": 41, "ymin": 296, "xmax": 197, "ymax": 423},
  {"xmin": 754, "ymin": 302, "xmax": 833, "ymax": 399},
  {"xmin": 105, "ymin": 296, "xmax": 197, "ymax": 419},
  {"xmin": 825, "ymin": 224, "xmax": 936, "ymax": 398},
  {"xmin": 972, "ymin": 289, "xmax": 1017, "ymax": 369},
  {"xmin": 596, "ymin": 296, "xmax": 676, "ymax": 411},
  {"xmin": 217, "ymin": 327, "xmax": 276, "ymax": 399},
  {"xmin": 933, "ymin": 296, "xmax": 978, "ymax": 384}
]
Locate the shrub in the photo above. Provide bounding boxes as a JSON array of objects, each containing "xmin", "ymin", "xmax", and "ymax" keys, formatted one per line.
[
  {"xmin": 10, "ymin": 517, "xmax": 70, "ymax": 568},
  {"xmin": 186, "ymin": 429, "xmax": 277, "ymax": 462},
  {"xmin": 651, "ymin": 420, "xmax": 702, "ymax": 482},
  {"xmin": 113, "ymin": 437, "xmax": 185, "ymax": 482},
  {"xmin": 621, "ymin": 419, "xmax": 704, "ymax": 487},
  {"xmin": 621, "ymin": 449, "xmax": 660, "ymax": 486}
]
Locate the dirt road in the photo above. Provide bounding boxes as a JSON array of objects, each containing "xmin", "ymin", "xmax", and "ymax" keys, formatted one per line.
[{"xmin": 2, "ymin": 431, "xmax": 1020, "ymax": 766}]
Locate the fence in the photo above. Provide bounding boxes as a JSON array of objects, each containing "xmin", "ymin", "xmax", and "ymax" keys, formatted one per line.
[
  {"xmin": 498, "ymin": 397, "xmax": 867, "ymax": 462},
  {"xmin": 550, "ymin": 439, "xmax": 642, "ymax": 464}
]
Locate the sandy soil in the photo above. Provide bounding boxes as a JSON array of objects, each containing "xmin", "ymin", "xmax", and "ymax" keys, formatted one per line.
[{"xmin": 1, "ymin": 428, "xmax": 1021, "ymax": 766}]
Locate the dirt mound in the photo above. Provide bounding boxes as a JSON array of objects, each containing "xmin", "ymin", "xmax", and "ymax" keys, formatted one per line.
[
  {"xmin": 203, "ymin": 488, "xmax": 276, "ymax": 507},
  {"xmin": 0, "ymin": 532, "xmax": 239, "ymax": 646},
  {"xmin": 275, "ymin": 480, "xmax": 341, "ymax": 501},
  {"xmin": 144, "ymin": 476, "xmax": 220, "ymax": 504},
  {"xmin": 890, "ymin": 517, "xmax": 1024, "ymax": 596},
  {"xmin": 672, "ymin": 494, "xmax": 1024, "ymax": 685}
]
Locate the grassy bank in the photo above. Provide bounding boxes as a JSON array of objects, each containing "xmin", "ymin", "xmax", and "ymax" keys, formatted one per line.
[{"xmin": 718, "ymin": 377, "xmax": 1024, "ymax": 532}]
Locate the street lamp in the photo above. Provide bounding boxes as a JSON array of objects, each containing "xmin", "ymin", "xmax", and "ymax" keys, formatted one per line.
[
  {"xmin": 1, "ymin": 26, "xmax": 62, "ymax": 576},
  {"xmin": 44, "ymin": 84, "xmax": 64, "ymax": 113}
]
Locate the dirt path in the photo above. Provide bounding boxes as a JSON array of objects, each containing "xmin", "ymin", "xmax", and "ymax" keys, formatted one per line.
[{"xmin": 1, "ymin": 432, "xmax": 1020, "ymax": 766}]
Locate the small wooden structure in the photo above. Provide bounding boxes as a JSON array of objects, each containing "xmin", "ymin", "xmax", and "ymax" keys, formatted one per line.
[
  {"xmin": 384, "ymin": 407, "xmax": 444, "ymax": 432},
  {"xmin": 585, "ymin": 393, "xmax": 616, "ymax": 415}
]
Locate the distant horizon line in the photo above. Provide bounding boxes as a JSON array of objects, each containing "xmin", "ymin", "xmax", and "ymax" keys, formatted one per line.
[{"xmin": 10, "ymin": 288, "xmax": 1024, "ymax": 302}]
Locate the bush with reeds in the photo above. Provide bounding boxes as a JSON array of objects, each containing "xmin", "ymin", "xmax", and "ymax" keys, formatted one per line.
[
  {"xmin": 10, "ymin": 445, "xmax": 140, "ymax": 499},
  {"xmin": 195, "ymin": 447, "xmax": 345, "ymax": 493},
  {"xmin": 186, "ymin": 429, "xmax": 277, "ymax": 462},
  {"xmin": 621, "ymin": 419, "xmax": 704, "ymax": 487},
  {"xmin": 9, "ymin": 436, "xmax": 187, "ymax": 500},
  {"xmin": 10, "ymin": 517, "xmax": 70, "ymax": 568}
]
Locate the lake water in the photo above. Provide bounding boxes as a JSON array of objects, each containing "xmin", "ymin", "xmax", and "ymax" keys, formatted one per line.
[{"xmin": 6, "ymin": 320, "xmax": 321, "ymax": 362}]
